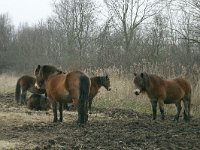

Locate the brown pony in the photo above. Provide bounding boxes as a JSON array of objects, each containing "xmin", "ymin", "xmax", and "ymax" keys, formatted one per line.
[
  {"xmin": 34, "ymin": 65, "xmax": 90, "ymax": 125},
  {"xmin": 88, "ymin": 75, "xmax": 111, "ymax": 113},
  {"xmin": 133, "ymin": 72, "xmax": 192, "ymax": 122},
  {"xmin": 64, "ymin": 75, "xmax": 111, "ymax": 113},
  {"xmin": 27, "ymin": 94, "xmax": 51, "ymax": 111},
  {"xmin": 15, "ymin": 75, "xmax": 46, "ymax": 104}
]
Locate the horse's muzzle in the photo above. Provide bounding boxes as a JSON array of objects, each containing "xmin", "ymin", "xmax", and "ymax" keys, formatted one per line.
[
  {"xmin": 34, "ymin": 83, "xmax": 40, "ymax": 89},
  {"xmin": 134, "ymin": 89, "xmax": 141, "ymax": 96}
]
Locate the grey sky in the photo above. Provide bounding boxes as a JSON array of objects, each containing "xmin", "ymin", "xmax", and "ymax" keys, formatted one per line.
[
  {"xmin": 0, "ymin": 0, "xmax": 106, "ymax": 27},
  {"xmin": 0, "ymin": 0, "xmax": 53, "ymax": 27}
]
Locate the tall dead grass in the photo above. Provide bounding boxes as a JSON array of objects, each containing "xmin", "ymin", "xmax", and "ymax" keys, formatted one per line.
[
  {"xmin": 86, "ymin": 64, "xmax": 200, "ymax": 118},
  {"xmin": 0, "ymin": 73, "xmax": 18, "ymax": 94},
  {"xmin": 0, "ymin": 64, "xmax": 200, "ymax": 117}
]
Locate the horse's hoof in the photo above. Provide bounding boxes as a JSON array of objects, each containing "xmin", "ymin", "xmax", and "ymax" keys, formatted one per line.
[
  {"xmin": 173, "ymin": 118, "xmax": 179, "ymax": 124},
  {"xmin": 53, "ymin": 119, "xmax": 58, "ymax": 123},
  {"xmin": 77, "ymin": 122, "xmax": 85, "ymax": 127},
  {"xmin": 184, "ymin": 118, "xmax": 190, "ymax": 122}
]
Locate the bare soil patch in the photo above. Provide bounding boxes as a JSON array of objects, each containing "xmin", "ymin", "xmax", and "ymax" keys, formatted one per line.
[{"xmin": 0, "ymin": 93, "xmax": 200, "ymax": 150}]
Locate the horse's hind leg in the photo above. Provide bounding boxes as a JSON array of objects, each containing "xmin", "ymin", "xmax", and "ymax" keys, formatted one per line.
[
  {"xmin": 174, "ymin": 102, "xmax": 182, "ymax": 121},
  {"xmin": 84, "ymin": 100, "xmax": 89, "ymax": 122},
  {"xmin": 88, "ymin": 97, "xmax": 93, "ymax": 114},
  {"xmin": 151, "ymin": 100, "xmax": 157, "ymax": 120},
  {"xmin": 52, "ymin": 101, "xmax": 58, "ymax": 122},
  {"xmin": 183, "ymin": 96, "xmax": 191, "ymax": 122},
  {"xmin": 59, "ymin": 102, "xmax": 63, "ymax": 122},
  {"xmin": 158, "ymin": 100, "xmax": 165, "ymax": 120}
]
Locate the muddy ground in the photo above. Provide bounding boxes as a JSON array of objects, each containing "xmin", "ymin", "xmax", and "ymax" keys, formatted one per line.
[{"xmin": 0, "ymin": 93, "xmax": 200, "ymax": 150}]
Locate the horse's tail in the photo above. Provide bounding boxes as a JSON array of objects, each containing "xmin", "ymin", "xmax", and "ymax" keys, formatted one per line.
[
  {"xmin": 15, "ymin": 79, "xmax": 21, "ymax": 103},
  {"xmin": 79, "ymin": 74, "xmax": 90, "ymax": 124}
]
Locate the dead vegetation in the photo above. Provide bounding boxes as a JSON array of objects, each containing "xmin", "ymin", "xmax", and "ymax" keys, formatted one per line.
[
  {"xmin": 0, "ymin": 93, "xmax": 200, "ymax": 150},
  {"xmin": 0, "ymin": 68, "xmax": 200, "ymax": 149}
]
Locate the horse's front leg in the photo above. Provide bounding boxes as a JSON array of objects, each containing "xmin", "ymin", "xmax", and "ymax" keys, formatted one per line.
[
  {"xmin": 183, "ymin": 97, "xmax": 190, "ymax": 122},
  {"xmin": 52, "ymin": 101, "xmax": 58, "ymax": 122},
  {"xmin": 174, "ymin": 101, "xmax": 182, "ymax": 121},
  {"xmin": 158, "ymin": 99, "xmax": 165, "ymax": 120},
  {"xmin": 59, "ymin": 102, "xmax": 63, "ymax": 122},
  {"xmin": 151, "ymin": 99, "xmax": 157, "ymax": 120}
]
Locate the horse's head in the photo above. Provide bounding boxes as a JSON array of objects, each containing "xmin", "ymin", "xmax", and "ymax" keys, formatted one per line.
[
  {"xmin": 34, "ymin": 65, "xmax": 63, "ymax": 89},
  {"xmin": 133, "ymin": 72, "xmax": 149, "ymax": 95},
  {"xmin": 101, "ymin": 75, "xmax": 111, "ymax": 91}
]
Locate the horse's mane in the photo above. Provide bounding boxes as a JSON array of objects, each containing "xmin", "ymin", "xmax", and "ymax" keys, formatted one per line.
[
  {"xmin": 91, "ymin": 76, "xmax": 103, "ymax": 86},
  {"xmin": 147, "ymin": 74, "xmax": 165, "ymax": 87}
]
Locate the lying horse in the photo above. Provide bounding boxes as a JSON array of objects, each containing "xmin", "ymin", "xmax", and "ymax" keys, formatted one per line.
[
  {"xmin": 34, "ymin": 65, "xmax": 90, "ymax": 125},
  {"xmin": 64, "ymin": 75, "xmax": 111, "ymax": 113},
  {"xmin": 15, "ymin": 75, "xmax": 46, "ymax": 104},
  {"xmin": 27, "ymin": 94, "xmax": 51, "ymax": 111},
  {"xmin": 133, "ymin": 72, "xmax": 192, "ymax": 122}
]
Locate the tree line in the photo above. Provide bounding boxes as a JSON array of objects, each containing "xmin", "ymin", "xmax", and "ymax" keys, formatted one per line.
[{"xmin": 0, "ymin": 0, "xmax": 200, "ymax": 75}]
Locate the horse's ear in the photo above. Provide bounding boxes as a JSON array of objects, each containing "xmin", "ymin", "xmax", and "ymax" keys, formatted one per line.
[
  {"xmin": 57, "ymin": 69, "xmax": 64, "ymax": 74},
  {"xmin": 34, "ymin": 65, "xmax": 41, "ymax": 75},
  {"xmin": 134, "ymin": 73, "xmax": 137, "ymax": 76},
  {"xmin": 141, "ymin": 72, "xmax": 147, "ymax": 78}
]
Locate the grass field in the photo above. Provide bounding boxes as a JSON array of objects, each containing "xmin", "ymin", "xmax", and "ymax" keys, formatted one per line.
[
  {"xmin": 1, "ymin": 66, "xmax": 200, "ymax": 118},
  {"xmin": 0, "ymin": 68, "xmax": 200, "ymax": 149}
]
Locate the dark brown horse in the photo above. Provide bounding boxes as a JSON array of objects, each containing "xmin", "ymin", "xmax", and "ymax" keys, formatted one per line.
[
  {"xmin": 64, "ymin": 75, "xmax": 111, "ymax": 113},
  {"xmin": 133, "ymin": 72, "xmax": 192, "ymax": 122},
  {"xmin": 88, "ymin": 75, "xmax": 111, "ymax": 113},
  {"xmin": 27, "ymin": 94, "xmax": 51, "ymax": 111},
  {"xmin": 15, "ymin": 75, "xmax": 46, "ymax": 104},
  {"xmin": 34, "ymin": 65, "xmax": 90, "ymax": 125}
]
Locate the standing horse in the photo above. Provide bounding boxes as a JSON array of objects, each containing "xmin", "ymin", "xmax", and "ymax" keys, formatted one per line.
[
  {"xmin": 64, "ymin": 75, "xmax": 111, "ymax": 113},
  {"xmin": 133, "ymin": 72, "xmax": 192, "ymax": 122},
  {"xmin": 15, "ymin": 75, "xmax": 46, "ymax": 104},
  {"xmin": 27, "ymin": 94, "xmax": 51, "ymax": 111},
  {"xmin": 88, "ymin": 75, "xmax": 111, "ymax": 113},
  {"xmin": 34, "ymin": 65, "xmax": 90, "ymax": 125}
]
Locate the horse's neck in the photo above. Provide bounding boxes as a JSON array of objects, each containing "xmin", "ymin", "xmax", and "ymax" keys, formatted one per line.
[
  {"xmin": 148, "ymin": 75, "xmax": 164, "ymax": 90},
  {"xmin": 94, "ymin": 77, "xmax": 103, "ymax": 88},
  {"xmin": 91, "ymin": 77, "xmax": 101, "ymax": 90}
]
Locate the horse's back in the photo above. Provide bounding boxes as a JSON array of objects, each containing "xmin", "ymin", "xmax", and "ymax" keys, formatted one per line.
[
  {"xmin": 163, "ymin": 77, "xmax": 191, "ymax": 101},
  {"xmin": 19, "ymin": 75, "xmax": 35, "ymax": 87},
  {"xmin": 65, "ymin": 71, "xmax": 88, "ymax": 98},
  {"xmin": 173, "ymin": 77, "xmax": 191, "ymax": 95},
  {"xmin": 148, "ymin": 75, "xmax": 191, "ymax": 101}
]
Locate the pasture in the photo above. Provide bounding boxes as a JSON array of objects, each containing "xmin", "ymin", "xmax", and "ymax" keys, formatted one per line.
[{"xmin": 0, "ymin": 68, "xmax": 200, "ymax": 149}]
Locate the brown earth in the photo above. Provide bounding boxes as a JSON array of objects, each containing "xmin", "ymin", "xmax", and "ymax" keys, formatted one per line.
[{"xmin": 0, "ymin": 93, "xmax": 200, "ymax": 150}]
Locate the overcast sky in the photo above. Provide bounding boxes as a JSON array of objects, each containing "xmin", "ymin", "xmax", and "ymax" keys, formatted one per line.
[{"xmin": 0, "ymin": 0, "xmax": 53, "ymax": 27}]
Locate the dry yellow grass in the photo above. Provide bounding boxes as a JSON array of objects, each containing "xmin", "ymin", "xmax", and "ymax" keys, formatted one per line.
[
  {"xmin": 0, "ymin": 66, "xmax": 200, "ymax": 118},
  {"xmin": 0, "ymin": 73, "xmax": 18, "ymax": 94}
]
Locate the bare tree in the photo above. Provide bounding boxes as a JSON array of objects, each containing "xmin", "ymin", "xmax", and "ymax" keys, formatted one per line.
[
  {"xmin": 53, "ymin": 0, "xmax": 96, "ymax": 67},
  {"xmin": 104, "ymin": 0, "xmax": 168, "ymax": 52},
  {"xmin": 0, "ymin": 14, "xmax": 13, "ymax": 71}
]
